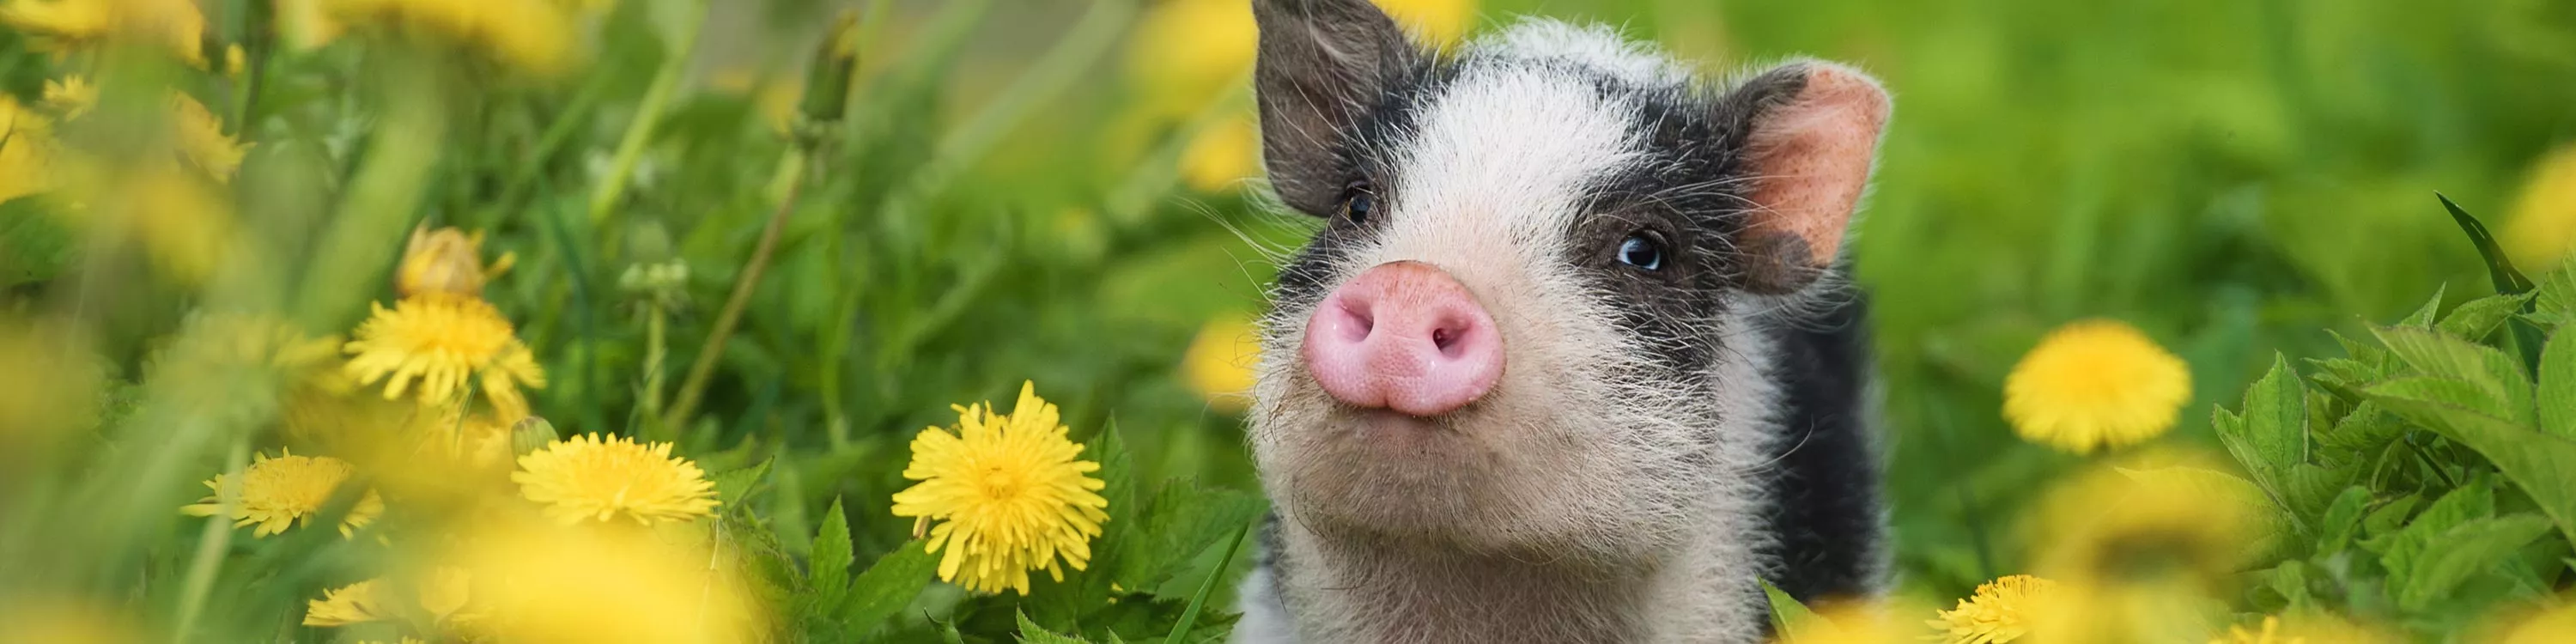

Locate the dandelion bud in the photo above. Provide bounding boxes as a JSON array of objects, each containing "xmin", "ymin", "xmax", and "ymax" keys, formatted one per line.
[
  {"xmin": 794, "ymin": 11, "xmax": 863, "ymax": 138},
  {"xmin": 395, "ymin": 225, "xmax": 512, "ymax": 298},
  {"xmin": 511, "ymin": 416, "xmax": 558, "ymax": 457}
]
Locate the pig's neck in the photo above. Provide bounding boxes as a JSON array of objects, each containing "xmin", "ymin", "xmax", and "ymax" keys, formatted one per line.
[{"xmin": 1271, "ymin": 523, "xmax": 1748, "ymax": 644}]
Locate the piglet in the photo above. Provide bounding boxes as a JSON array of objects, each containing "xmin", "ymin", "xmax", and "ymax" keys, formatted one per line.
[{"xmin": 1232, "ymin": 2, "xmax": 1891, "ymax": 641}]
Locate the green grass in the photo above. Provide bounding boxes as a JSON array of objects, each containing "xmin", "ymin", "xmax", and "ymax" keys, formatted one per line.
[{"xmin": 2, "ymin": 0, "xmax": 2574, "ymax": 641}]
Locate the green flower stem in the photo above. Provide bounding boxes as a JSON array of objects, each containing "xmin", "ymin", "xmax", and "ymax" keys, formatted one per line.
[
  {"xmin": 661, "ymin": 148, "xmax": 808, "ymax": 435},
  {"xmin": 169, "ymin": 438, "xmax": 247, "ymax": 641},
  {"xmin": 587, "ymin": 0, "xmax": 712, "ymax": 228}
]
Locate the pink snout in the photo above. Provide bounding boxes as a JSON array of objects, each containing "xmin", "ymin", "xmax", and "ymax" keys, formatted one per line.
[{"xmin": 1302, "ymin": 261, "xmax": 1505, "ymax": 417}]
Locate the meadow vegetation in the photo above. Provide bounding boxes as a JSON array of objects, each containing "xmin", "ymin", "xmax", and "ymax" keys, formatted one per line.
[{"xmin": 2, "ymin": 0, "xmax": 2574, "ymax": 641}]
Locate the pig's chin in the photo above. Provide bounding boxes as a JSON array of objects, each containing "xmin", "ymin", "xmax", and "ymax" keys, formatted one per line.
[{"xmin": 1264, "ymin": 400, "xmax": 1656, "ymax": 560}]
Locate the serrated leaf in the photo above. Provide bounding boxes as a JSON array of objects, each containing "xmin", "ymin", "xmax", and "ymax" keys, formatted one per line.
[
  {"xmin": 2218, "ymin": 355, "xmax": 2308, "ymax": 497},
  {"xmin": 2543, "ymin": 328, "xmax": 2576, "ymax": 440},
  {"xmin": 2318, "ymin": 402, "xmax": 2403, "ymax": 453},
  {"xmin": 840, "ymin": 538, "xmax": 939, "ymax": 636},
  {"xmin": 2400, "ymin": 283, "xmax": 2449, "ymax": 328},
  {"xmin": 2394, "ymin": 514, "xmax": 2553, "ymax": 611},
  {"xmin": 2364, "ymin": 378, "xmax": 2576, "ymax": 544},
  {"xmin": 2371, "ymin": 326, "xmax": 2534, "ymax": 425},
  {"xmin": 811, "ymin": 497, "xmax": 855, "ymax": 608},
  {"xmin": 1019, "ymin": 609, "xmax": 1096, "ymax": 644},
  {"xmin": 2262, "ymin": 561, "xmax": 2313, "ymax": 610},
  {"xmin": 713, "ymin": 458, "xmax": 773, "ymax": 510},
  {"xmin": 2439, "ymin": 294, "xmax": 2534, "ymax": 342},
  {"xmin": 2319, "ymin": 487, "xmax": 2371, "ymax": 556},
  {"xmin": 2533, "ymin": 259, "xmax": 2576, "ymax": 327},
  {"xmin": 1115, "ymin": 483, "xmax": 1268, "ymax": 595},
  {"xmin": 2364, "ymin": 495, "xmax": 2421, "ymax": 538}
]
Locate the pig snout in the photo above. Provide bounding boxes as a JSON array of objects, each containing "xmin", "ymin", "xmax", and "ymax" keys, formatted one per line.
[{"xmin": 1301, "ymin": 260, "xmax": 1505, "ymax": 416}]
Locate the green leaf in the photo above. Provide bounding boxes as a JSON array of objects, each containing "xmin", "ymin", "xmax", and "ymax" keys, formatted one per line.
[
  {"xmin": 2543, "ymin": 328, "xmax": 2576, "ymax": 440},
  {"xmin": 2318, "ymin": 487, "xmax": 2371, "ymax": 556},
  {"xmin": 2440, "ymin": 193, "xmax": 2537, "ymax": 295},
  {"xmin": 2318, "ymin": 402, "xmax": 2403, "ymax": 453},
  {"xmin": 2217, "ymin": 355, "xmax": 2309, "ymax": 497},
  {"xmin": 2440, "ymin": 294, "xmax": 2534, "ymax": 342},
  {"xmin": 1019, "ymin": 610, "xmax": 1096, "ymax": 644},
  {"xmin": 2531, "ymin": 259, "xmax": 2576, "ymax": 328},
  {"xmin": 2363, "ymin": 495, "xmax": 2421, "ymax": 538},
  {"xmin": 2260, "ymin": 561, "xmax": 2314, "ymax": 610},
  {"xmin": 2361, "ymin": 378, "xmax": 2576, "ymax": 545},
  {"xmin": 1114, "ymin": 483, "xmax": 1268, "ymax": 595},
  {"xmin": 2371, "ymin": 326, "xmax": 2534, "ymax": 426},
  {"xmin": 2393, "ymin": 514, "xmax": 2553, "ymax": 611},
  {"xmin": 840, "ymin": 538, "xmax": 940, "ymax": 635},
  {"xmin": 0, "ymin": 198, "xmax": 75, "ymax": 288},
  {"xmin": 713, "ymin": 457, "xmax": 773, "ymax": 510},
  {"xmin": 1762, "ymin": 579, "xmax": 1838, "ymax": 643},
  {"xmin": 2400, "ymin": 283, "xmax": 2449, "ymax": 329},
  {"xmin": 1163, "ymin": 519, "xmax": 1255, "ymax": 644},
  {"xmin": 810, "ymin": 497, "xmax": 855, "ymax": 608}
]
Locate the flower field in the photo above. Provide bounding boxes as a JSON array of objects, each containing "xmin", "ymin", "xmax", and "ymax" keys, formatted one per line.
[{"xmin": 1, "ymin": 0, "xmax": 2573, "ymax": 642}]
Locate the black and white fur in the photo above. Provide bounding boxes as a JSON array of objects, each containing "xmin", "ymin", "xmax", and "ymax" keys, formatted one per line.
[{"xmin": 1234, "ymin": 3, "xmax": 1888, "ymax": 642}]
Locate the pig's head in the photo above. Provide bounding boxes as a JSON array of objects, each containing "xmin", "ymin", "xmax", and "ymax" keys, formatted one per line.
[{"xmin": 1247, "ymin": 0, "xmax": 1888, "ymax": 563}]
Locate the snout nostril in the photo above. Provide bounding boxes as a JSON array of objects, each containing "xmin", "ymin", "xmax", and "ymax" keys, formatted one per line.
[{"xmin": 1431, "ymin": 327, "xmax": 1457, "ymax": 351}]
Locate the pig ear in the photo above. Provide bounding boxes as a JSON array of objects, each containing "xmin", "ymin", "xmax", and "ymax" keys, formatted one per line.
[
  {"xmin": 1252, "ymin": 0, "xmax": 1419, "ymax": 216},
  {"xmin": 1719, "ymin": 61, "xmax": 1891, "ymax": 294}
]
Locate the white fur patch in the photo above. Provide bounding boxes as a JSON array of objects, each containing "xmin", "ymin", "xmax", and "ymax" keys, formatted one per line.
[
  {"xmin": 1372, "ymin": 58, "xmax": 1643, "ymax": 277},
  {"xmin": 1472, "ymin": 19, "xmax": 1690, "ymax": 88}
]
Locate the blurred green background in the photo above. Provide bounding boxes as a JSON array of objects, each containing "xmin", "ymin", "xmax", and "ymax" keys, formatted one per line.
[
  {"xmin": 509, "ymin": 0, "xmax": 2576, "ymax": 602},
  {"xmin": 9, "ymin": 0, "xmax": 2576, "ymax": 626}
]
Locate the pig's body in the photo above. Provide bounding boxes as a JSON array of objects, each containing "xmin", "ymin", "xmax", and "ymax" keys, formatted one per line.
[{"xmin": 1235, "ymin": 6, "xmax": 1889, "ymax": 643}]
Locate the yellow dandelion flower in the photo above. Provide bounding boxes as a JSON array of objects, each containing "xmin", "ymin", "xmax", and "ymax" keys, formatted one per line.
[
  {"xmin": 302, "ymin": 579, "xmax": 394, "ymax": 626},
  {"xmin": 169, "ymin": 93, "xmax": 247, "ymax": 182},
  {"xmin": 1179, "ymin": 116, "xmax": 1261, "ymax": 194},
  {"xmin": 2499, "ymin": 603, "xmax": 2576, "ymax": 644},
  {"xmin": 1181, "ymin": 311, "xmax": 1261, "ymax": 411},
  {"xmin": 0, "ymin": 319, "xmax": 103, "ymax": 460},
  {"xmin": 1375, "ymin": 0, "xmax": 1479, "ymax": 46},
  {"xmin": 2002, "ymin": 319, "xmax": 2190, "ymax": 453},
  {"xmin": 0, "ymin": 599, "xmax": 140, "ymax": 644},
  {"xmin": 0, "ymin": 0, "xmax": 210, "ymax": 66},
  {"xmin": 2208, "ymin": 615, "xmax": 2390, "ymax": 644},
  {"xmin": 292, "ymin": 0, "xmax": 577, "ymax": 74},
  {"xmin": 512, "ymin": 433, "xmax": 718, "ymax": 526},
  {"xmin": 1127, "ymin": 0, "xmax": 1474, "ymax": 117},
  {"xmin": 448, "ymin": 516, "xmax": 761, "ymax": 644},
  {"xmin": 2506, "ymin": 144, "xmax": 2576, "ymax": 270},
  {"xmin": 181, "ymin": 449, "xmax": 384, "ymax": 538},
  {"xmin": 1928, "ymin": 574, "xmax": 2055, "ymax": 644},
  {"xmin": 2029, "ymin": 454, "xmax": 2252, "ymax": 643},
  {"xmin": 43, "ymin": 76, "xmax": 94, "ymax": 118},
  {"xmin": 0, "ymin": 94, "xmax": 59, "ymax": 204},
  {"xmin": 891, "ymin": 381, "xmax": 1110, "ymax": 595},
  {"xmin": 343, "ymin": 293, "xmax": 546, "ymax": 419},
  {"xmin": 43, "ymin": 76, "xmax": 250, "ymax": 182},
  {"xmin": 302, "ymin": 568, "xmax": 477, "ymax": 629},
  {"xmin": 395, "ymin": 224, "xmax": 515, "ymax": 298}
]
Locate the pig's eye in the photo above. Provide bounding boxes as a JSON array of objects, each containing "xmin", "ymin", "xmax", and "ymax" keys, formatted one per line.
[
  {"xmin": 1617, "ymin": 234, "xmax": 1666, "ymax": 271},
  {"xmin": 1340, "ymin": 184, "xmax": 1375, "ymax": 225}
]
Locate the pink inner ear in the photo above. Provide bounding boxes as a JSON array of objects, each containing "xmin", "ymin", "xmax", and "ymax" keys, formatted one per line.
[{"xmin": 1746, "ymin": 64, "xmax": 1891, "ymax": 265}]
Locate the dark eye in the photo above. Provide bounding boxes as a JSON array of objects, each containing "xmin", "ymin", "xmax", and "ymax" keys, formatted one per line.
[
  {"xmin": 1340, "ymin": 185, "xmax": 1374, "ymax": 225},
  {"xmin": 1617, "ymin": 234, "xmax": 1665, "ymax": 271}
]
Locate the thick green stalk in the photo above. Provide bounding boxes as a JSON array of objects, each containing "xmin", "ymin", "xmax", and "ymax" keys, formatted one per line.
[
  {"xmin": 587, "ymin": 0, "xmax": 712, "ymax": 227},
  {"xmin": 293, "ymin": 63, "xmax": 447, "ymax": 326},
  {"xmin": 661, "ymin": 149, "xmax": 808, "ymax": 434},
  {"xmin": 169, "ymin": 440, "xmax": 248, "ymax": 641}
]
